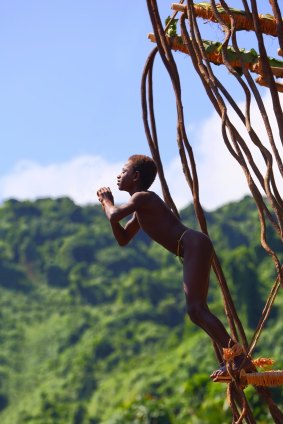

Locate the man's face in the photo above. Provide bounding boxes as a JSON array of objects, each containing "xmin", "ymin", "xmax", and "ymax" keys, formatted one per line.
[{"xmin": 117, "ymin": 160, "xmax": 135, "ymax": 191}]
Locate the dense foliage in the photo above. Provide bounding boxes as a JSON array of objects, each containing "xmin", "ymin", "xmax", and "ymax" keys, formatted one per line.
[{"xmin": 0, "ymin": 196, "xmax": 282, "ymax": 423}]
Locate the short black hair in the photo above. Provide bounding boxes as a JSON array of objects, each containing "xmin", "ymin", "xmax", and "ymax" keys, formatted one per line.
[{"xmin": 128, "ymin": 154, "xmax": 157, "ymax": 190}]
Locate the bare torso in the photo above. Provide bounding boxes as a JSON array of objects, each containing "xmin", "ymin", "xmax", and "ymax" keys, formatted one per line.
[{"xmin": 133, "ymin": 191, "xmax": 187, "ymax": 255}]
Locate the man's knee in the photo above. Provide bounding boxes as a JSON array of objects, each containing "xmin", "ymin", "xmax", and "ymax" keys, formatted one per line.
[{"xmin": 186, "ymin": 302, "xmax": 206, "ymax": 325}]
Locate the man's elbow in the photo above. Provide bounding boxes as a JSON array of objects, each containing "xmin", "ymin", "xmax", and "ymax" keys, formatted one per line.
[
  {"xmin": 117, "ymin": 239, "xmax": 128, "ymax": 247},
  {"xmin": 109, "ymin": 211, "xmax": 120, "ymax": 224}
]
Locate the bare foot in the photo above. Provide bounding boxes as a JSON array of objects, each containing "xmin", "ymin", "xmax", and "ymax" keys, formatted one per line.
[
  {"xmin": 210, "ymin": 363, "xmax": 229, "ymax": 381},
  {"xmin": 210, "ymin": 355, "xmax": 254, "ymax": 382}
]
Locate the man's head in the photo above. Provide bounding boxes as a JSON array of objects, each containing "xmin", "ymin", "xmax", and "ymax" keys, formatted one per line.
[
  {"xmin": 117, "ymin": 154, "xmax": 157, "ymax": 193},
  {"xmin": 128, "ymin": 154, "xmax": 157, "ymax": 190}
]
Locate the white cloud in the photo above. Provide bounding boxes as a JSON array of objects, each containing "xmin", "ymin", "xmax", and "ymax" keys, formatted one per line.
[
  {"xmin": 180, "ymin": 89, "xmax": 282, "ymax": 210},
  {"xmin": 0, "ymin": 155, "xmax": 178, "ymax": 208},
  {"xmin": 0, "ymin": 92, "xmax": 282, "ymax": 212},
  {"xmin": 196, "ymin": 111, "xmax": 250, "ymax": 210},
  {"xmin": 0, "ymin": 156, "xmax": 125, "ymax": 205}
]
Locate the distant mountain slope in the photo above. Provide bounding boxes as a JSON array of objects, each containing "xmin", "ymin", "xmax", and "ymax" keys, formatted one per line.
[{"xmin": 0, "ymin": 196, "xmax": 282, "ymax": 423}]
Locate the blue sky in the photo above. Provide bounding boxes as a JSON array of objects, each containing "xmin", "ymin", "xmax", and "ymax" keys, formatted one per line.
[{"xmin": 1, "ymin": 1, "xmax": 282, "ymax": 210}]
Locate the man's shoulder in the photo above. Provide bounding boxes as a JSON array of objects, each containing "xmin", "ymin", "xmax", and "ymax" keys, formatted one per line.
[
  {"xmin": 131, "ymin": 190, "xmax": 157, "ymax": 201},
  {"xmin": 131, "ymin": 191, "xmax": 162, "ymax": 208}
]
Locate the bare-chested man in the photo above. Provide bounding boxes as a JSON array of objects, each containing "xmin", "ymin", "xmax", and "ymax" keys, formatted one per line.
[{"xmin": 97, "ymin": 154, "xmax": 247, "ymax": 379}]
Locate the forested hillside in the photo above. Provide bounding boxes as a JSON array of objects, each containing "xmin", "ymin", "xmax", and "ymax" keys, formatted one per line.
[{"xmin": 0, "ymin": 196, "xmax": 282, "ymax": 423}]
